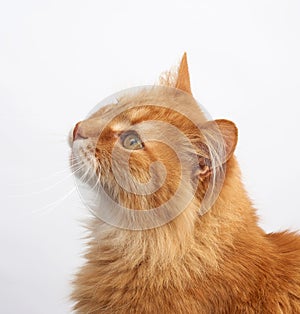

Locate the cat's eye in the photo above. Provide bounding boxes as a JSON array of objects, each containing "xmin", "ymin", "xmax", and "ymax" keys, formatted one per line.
[{"xmin": 121, "ymin": 131, "xmax": 144, "ymax": 150}]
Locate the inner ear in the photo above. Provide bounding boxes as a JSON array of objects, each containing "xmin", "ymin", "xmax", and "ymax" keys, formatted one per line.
[
  {"xmin": 194, "ymin": 119, "xmax": 238, "ymax": 179},
  {"xmin": 194, "ymin": 156, "xmax": 212, "ymax": 181}
]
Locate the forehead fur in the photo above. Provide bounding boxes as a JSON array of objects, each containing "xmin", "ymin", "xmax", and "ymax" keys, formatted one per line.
[
  {"xmin": 83, "ymin": 86, "xmax": 207, "ymax": 140},
  {"xmin": 114, "ymin": 86, "xmax": 207, "ymax": 125}
]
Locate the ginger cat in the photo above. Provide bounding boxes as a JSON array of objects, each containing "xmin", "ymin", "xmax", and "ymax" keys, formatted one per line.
[{"xmin": 70, "ymin": 54, "xmax": 300, "ymax": 313}]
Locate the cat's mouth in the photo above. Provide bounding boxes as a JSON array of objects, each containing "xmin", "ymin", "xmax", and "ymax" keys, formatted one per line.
[{"xmin": 69, "ymin": 123, "xmax": 98, "ymax": 182}]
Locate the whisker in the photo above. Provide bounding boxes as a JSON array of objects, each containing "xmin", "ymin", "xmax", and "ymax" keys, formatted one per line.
[
  {"xmin": 28, "ymin": 151, "xmax": 100, "ymax": 216},
  {"xmin": 31, "ymin": 187, "xmax": 77, "ymax": 215},
  {"xmin": 91, "ymin": 172, "xmax": 101, "ymax": 204},
  {"xmin": 84, "ymin": 159, "xmax": 102, "ymax": 212},
  {"xmin": 9, "ymin": 161, "xmax": 83, "ymax": 187},
  {"xmin": 9, "ymin": 165, "xmax": 85, "ymax": 198},
  {"xmin": 89, "ymin": 160, "xmax": 101, "ymax": 194},
  {"xmin": 79, "ymin": 165, "xmax": 94, "ymax": 185}
]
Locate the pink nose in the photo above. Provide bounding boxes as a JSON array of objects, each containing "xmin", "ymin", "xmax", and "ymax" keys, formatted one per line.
[{"xmin": 73, "ymin": 122, "xmax": 86, "ymax": 141}]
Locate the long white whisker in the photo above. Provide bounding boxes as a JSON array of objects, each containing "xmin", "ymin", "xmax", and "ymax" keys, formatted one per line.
[
  {"xmin": 31, "ymin": 187, "xmax": 76, "ymax": 215},
  {"xmin": 9, "ymin": 161, "xmax": 83, "ymax": 187},
  {"xmin": 9, "ymin": 165, "xmax": 85, "ymax": 198},
  {"xmin": 80, "ymin": 165, "xmax": 94, "ymax": 185},
  {"xmin": 89, "ymin": 159, "xmax": 101, "ymax": 194},
  {"xmin": 91, "ymin": 173, "xmax": 101, "ymax": 205}
]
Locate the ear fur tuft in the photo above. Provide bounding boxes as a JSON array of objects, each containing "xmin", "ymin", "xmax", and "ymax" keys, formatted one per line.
[{"xmin": 159, "ymin": 53, "xmax": 192, "ymax": 94}]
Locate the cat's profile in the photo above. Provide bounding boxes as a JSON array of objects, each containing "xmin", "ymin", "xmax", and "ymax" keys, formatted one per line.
[{"xmin": 70, "ymin": 54, "xmax": 300, "ymax": 313}]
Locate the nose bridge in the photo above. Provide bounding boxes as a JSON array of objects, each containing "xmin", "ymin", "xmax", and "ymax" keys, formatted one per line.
[{"xmin": 74, "ymin": 118, "xmax": 102, "ymax": 140}]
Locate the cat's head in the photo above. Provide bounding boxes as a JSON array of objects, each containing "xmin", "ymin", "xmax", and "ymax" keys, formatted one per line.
[{"xmin": 70, "ymin": 54, "xmax": 238, "ymax": 230}]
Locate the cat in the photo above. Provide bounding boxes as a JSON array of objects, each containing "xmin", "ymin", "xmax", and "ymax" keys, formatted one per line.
[{"xmin": 70, "ymin": 53, "xmax": 300, "ymax": 313}]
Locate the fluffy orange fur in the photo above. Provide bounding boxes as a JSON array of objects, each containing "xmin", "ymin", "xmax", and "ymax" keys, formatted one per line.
[{"xmin": 70, "ymin": 54, "xmax": 300, "ymax": 313}]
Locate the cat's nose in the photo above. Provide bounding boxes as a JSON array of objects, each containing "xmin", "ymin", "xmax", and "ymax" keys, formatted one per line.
[{"xmin": 73, "ymin": 122, "xmax": 87, "ymax": 141}]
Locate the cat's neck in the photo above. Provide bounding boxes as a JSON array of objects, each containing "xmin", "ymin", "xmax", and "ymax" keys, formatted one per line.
[{"xmin": 87, "ymin": 157, "xmax": 263, "ymax": 272}]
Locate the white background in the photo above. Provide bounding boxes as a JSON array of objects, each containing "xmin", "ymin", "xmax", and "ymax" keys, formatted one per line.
[{"xmin": 1, "ymin": 1, "xmax": 299, "ymax": 313}]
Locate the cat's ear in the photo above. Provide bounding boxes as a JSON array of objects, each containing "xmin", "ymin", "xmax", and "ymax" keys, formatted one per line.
[
  {"xmin": 175, "ymin": 52, "xmax": 192, "ymax": 94},
  {"xmin": 194, "ymin": 119, "xmax": 238, "ymax": 179}
]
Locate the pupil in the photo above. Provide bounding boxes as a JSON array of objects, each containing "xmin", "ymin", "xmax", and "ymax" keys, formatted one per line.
[{"xmin": 130, "ymin": 138, "xmax": 137, "ymax": 145}]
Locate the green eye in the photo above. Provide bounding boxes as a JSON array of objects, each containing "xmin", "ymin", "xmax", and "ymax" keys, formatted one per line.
[{"xmin": 121, "ymin": 131, "xmax": 144, "ymax": 150}]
